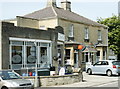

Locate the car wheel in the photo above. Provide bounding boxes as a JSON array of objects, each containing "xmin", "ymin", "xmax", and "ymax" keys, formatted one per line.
[
  {"xmin": 106, "ymin": 70, "xmax": 112, "ymax": 77},
  {"xmin": 1, "ymin": 86, "xmax": 9, "ymax": 89},
  {"xmin": 88, "ymin": 69, "xmax": 92, "ymax": 75}
]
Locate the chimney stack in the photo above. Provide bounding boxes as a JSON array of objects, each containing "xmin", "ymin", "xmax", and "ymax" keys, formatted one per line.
[
  {"xmin": 47, "ymin": 0, "xmax": 57, "ymax": 7},
  {"xmin": 61, "ymin": 0, "xmax": 71, "ymax": 11}
]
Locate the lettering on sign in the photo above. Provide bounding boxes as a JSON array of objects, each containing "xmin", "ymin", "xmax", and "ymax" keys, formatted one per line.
[{"xmin": 58, "ymin": 33, "xmax": 65, "ymax": 41}]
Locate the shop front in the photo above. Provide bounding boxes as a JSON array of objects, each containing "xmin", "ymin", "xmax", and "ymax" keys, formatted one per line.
[
  {"xmin": 65, "ymin": 42, "xmax": 83, "ymax": 68},
  {"xmin": 1, "ymin": 22, "xmax": 65, "ymax": 76}
]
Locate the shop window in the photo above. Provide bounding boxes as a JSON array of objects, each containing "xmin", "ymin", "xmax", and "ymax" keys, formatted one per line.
[
  {"xmin": 40, "ymin": 47, "xmax": 48, "ymax": 64},
  {"xmin": 57, "ymin": 45, "xmax": 62, "ymax": 65},
  {"xmin": 97, "ymin": 51, "xmax": 100, "ymax": 56},
  {"xmin": 10, "ymin": 39, "xmax": 51, "ymax": 69},
  {"xmin": 85, "ymin": 52, "xmax": 88, "ymax": 62},
  {"xmin": 27, "ymin": 46, "xmax": 36, "ymax": 64},
  {"xmin": 74, "ymin": 53, "xmax": 77, "ymax": 64},
  {"xmin": 65, "ymin": 49, "xmax": 71, "ymax": 65},
  {"xmin": 103, "ymin": 51, "xmax": 105, "ymax": 56},
  {"xmin": 65, "ymin": 49, "xmax": 70, "ymax": 59},
  {"xmin": 12, "ymin": 46, "xmax": 22, "ymax": 64}
]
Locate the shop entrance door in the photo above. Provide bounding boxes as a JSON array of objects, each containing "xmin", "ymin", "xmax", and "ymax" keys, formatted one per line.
[{"xmin": 74, "ymin": 52, "xmax": 78, "ymax": 68}]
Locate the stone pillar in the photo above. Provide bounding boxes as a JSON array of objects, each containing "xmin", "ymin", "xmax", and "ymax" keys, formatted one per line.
[
  {"xmin": 100, "ymin": 48, "xmax": 103, "ymax": 61},
  {"xmin": 88, "ymin": 52, "xmax": 90, "ymax": 62}
]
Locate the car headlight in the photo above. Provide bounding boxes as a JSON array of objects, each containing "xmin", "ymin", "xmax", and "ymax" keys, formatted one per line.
[
  {"xmin": 11, "ymin": 82, "xmax": 19, "ymax": 87},
  {"xmin": 29, "ymin": 80, "xmax": 34, "ymax": 86}
]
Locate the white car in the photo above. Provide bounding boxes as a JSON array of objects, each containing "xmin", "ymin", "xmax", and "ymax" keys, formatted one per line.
[
  {"xmin": 0, "ymin": 70, "xmax": 34, "ymax": 89},
  {"xmin": 86, "ymin": 60, "xmax": 120, "ymax": 76}
]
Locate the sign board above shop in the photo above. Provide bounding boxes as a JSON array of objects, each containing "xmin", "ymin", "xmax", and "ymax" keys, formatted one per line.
[{"xmin": 58, "ymin": 33, "xmax": 65, "ymax": 42}]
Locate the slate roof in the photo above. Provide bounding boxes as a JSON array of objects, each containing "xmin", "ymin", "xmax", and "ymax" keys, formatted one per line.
[{"xmin": 23, "ymin": 6, "xmax": 106, "ymax": 27}]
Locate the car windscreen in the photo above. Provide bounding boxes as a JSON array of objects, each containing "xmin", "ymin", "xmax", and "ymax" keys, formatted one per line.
[
  {"xmin": 112, "ymin": 61, "xmax": 120, "ymax": 65},
  {"xmin": 0, "ymin": 71, "xmax": 21, "ymax": 80}
]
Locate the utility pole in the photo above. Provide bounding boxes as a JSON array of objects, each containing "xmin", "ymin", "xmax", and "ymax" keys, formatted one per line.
[{"xmin": 33, "ymin": 42, "xmax": 39, "ymax": 87}]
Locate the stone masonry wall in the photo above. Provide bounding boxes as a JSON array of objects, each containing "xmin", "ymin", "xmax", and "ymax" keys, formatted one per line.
[{"xmin": 25, "ymin": 73, "xmax": 82, "ymax": 87}]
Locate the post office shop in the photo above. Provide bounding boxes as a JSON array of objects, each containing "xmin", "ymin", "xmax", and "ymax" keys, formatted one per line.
[{"xmin": 0, "ymin": 22, "xmax": 65, "ymax": 76}]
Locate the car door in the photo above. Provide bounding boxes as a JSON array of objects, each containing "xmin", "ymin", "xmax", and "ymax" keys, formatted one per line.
[
  {"xmin": 92, "ymin": 61, "xmax": 102, "ymax": 74},
  {"xmin": 100, "ymin": 61, "xmax": 109, "ymax": 74}
]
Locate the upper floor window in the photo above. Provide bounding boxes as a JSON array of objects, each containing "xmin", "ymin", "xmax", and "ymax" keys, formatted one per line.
[
  {"xmin": 84, "ymin": 27, "xmax": 89, "ymax": 39},
  {"xmin": 69, "ymin": 24, "xmax": 74, "ymax": 37},
  {"xmin": 98, "ymin": 30, "xmax": 102, "ymax": 41}
]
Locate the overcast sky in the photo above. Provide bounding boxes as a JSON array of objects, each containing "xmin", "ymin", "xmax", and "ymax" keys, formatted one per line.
[{"xmin": 0, "ymin": 0, "xmax": 119, "ymax": 21}]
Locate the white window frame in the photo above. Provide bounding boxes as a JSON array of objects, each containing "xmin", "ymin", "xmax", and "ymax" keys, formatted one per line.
[
  {"xmin": 84, "ymin": 27, "xmax": 89, "ymax": 39},
  {"xmin": 98, "ymin": 30, "xmax": 102, "ymax": 41},
  {"xmin": 9, "ymin": 37, "xmax": 52, "ymax": 69},
  {"xmin": 69, "ymin": 24, "xmax": 74, "ymax": 37}
]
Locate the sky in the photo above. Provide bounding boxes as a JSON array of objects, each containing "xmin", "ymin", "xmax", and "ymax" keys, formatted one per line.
[{"xmin": 0, "ymin": 0, "xmax": 120, "ymax": 21}]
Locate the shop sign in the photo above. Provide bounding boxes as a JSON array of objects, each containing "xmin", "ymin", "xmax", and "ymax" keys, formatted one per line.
[{"xmin": 58, "ymin": 33, "xmax": 65, "ymax": 41}]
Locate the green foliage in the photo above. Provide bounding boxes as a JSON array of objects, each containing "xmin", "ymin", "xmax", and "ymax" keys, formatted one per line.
[{"xmin": 97, "ymin": 15, "xmax": 120, "ymax": 59}]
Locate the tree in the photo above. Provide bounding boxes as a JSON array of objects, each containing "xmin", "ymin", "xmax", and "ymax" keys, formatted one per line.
[{"xmin": 97, "ymin": 15, "xmax": 120, "ymax": 60}]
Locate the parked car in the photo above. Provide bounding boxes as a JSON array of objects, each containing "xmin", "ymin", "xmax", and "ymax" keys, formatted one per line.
[
  {"xmin": 86, "ymin": 60, "xmax": 120, "ymax": 76},
  {"xmin": 0, "ymin": 70, "xmax": 34, "ymax": 89}
]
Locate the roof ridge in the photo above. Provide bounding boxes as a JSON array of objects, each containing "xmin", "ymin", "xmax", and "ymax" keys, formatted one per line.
[{"xmin": 24, "ymin": 7, "xmax": 50, "ymax": 16}]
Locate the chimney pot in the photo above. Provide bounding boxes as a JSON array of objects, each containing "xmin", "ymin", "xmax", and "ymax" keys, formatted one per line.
[{"xmin": 61, "ymin": 0, "xmax": 71, "ymax": 11}]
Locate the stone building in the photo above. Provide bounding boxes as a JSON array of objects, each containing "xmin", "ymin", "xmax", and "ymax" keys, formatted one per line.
[
  {"xmin": 6, "ymin": 0, "xmax": 108, "ymax": 70},
  {"xmin": 0, "ymin": 21, "xmax": 65, "ymax": 75}
]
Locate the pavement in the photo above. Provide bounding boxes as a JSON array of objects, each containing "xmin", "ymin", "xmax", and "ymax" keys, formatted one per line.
[{"xmin": 49, "ymin": 72, "xmax": 119, "ymax": 87}]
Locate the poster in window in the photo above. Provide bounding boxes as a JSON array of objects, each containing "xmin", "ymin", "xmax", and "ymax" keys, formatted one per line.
[
  {"xmin": 27, "ymin": 46, "xmax": 36, "ymax": 64},
  {"xmin": 12, "ymin": 55, "xmax": 22, "ymax": 64},
  {"xmin": 12, "ymin": 46, "xmax": 22, "ymax": 64},
  {"xmin": 27, "ymin": 55, "xmax": 36, "ymax": 63}
]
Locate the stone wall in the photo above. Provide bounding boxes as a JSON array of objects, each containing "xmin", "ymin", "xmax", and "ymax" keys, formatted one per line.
[{"xmin": 25, "ymin": 73, "xmax": 83, "ymax": 87}]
